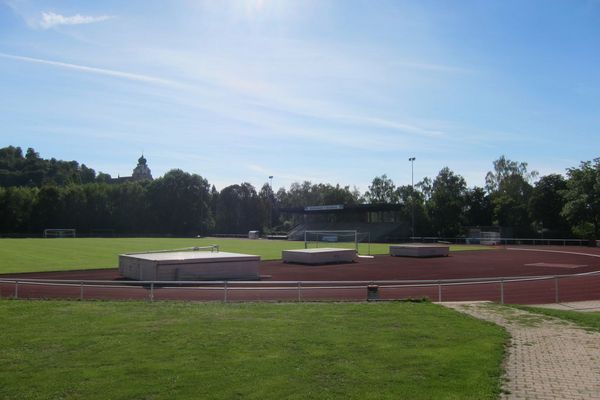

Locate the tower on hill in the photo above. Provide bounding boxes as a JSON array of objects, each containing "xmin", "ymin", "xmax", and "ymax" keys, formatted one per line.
[{"xmin": 131, "ymin": 155, "xmax": 153, "ymax": 181}]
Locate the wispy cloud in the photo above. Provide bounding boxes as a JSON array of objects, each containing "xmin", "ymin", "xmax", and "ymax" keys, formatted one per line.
[
  {"xmin": 131, "ymin": 46, "xmax": 455, "ymax": 140},
  {"xmin": 391, "ymin": 61, "xmax": 475, "ymax": 74},
  {"xmin": 0, "ymin": 53, "xmax": 177, "ymax": 86},
  {"xmin": 39, "ymin": 12, "xmax": 113, "ymax": 29},
  {"xmin": 332, "ymin": 115, "xmax": 446, "ymax": 137}
]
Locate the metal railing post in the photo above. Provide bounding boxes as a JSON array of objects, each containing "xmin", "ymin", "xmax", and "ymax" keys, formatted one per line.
[
  {"xmin": 80, "ymin": 281, "xmax": 84, "ymax": 301},
  {"xmin": 14, "ymin": 280, "xmax": 18, "ymax": 299},
  {"xmin": 224, "ymin": 281, "xmax": 228, "ymax": 303},
  {"xmin": 150, "ymin": 282, "xmax": 154, "ymax": 302},
  {"xmin": 437, "ymin": 281, "xmax": 442, "ymax": 302},
  {"xmin": 500, "ymin": 279, "xmax": 504, "ymax": 304},
  {"xmin": 554, "ymin": 276, "xmax": 559, "ymax": 303},
  {"xmin": 297, "ymin": 282, "xmax": 302, "ymax": 302}
]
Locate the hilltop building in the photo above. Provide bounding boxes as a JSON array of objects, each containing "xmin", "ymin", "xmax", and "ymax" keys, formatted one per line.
[
  {"xmin": 112, "ymin": 155, "xmax": 153, "ymax": 183},
  {"xmin": 131, "ymin": 155, "xmax": 153, "ymax": 181}
]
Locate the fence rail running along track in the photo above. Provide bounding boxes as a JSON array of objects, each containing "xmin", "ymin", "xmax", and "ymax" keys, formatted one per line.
[{"xmin": 2, "ymin": 271, "xmax": 600, "ymax": 305}]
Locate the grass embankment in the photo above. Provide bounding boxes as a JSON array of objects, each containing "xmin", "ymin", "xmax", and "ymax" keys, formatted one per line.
[
  {"xmin": 0, "ymin": 301, "xmax": 506, "ymax": 400},
  {"xmin": 0, "ymin": 237, "xmax": 493, "ymax": 274},
  {"xmin": 514, "ymin": 305, "xmax": 600, "ymax": 332}
]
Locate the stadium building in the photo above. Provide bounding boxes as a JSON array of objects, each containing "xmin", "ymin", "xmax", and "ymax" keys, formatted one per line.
[{"xmin": 280, "ymin": 203, "xmax": 410, "ymax": 242}]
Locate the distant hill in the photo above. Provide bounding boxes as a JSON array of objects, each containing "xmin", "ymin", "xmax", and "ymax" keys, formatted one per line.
[{"xmin": 0, "ymin": 146, "xmax": 110, "ymax": 187}]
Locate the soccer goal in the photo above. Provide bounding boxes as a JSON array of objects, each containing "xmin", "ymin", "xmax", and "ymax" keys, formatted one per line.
[
  {"xmin": 304, "ymin": 230, "xmax": 371, "ymax": 255},
  {"xmin": 43, "ymin": 228, "xmax": 76, "ymax": 238},
  {"xmin": 481, "ymin": 231, "xmax": 501, "ymax": 245}
]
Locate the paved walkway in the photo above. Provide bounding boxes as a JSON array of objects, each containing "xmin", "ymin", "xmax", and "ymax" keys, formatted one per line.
[{"xmin": 443, "ymin": 302, "xmax": 600, "ymax": 400}]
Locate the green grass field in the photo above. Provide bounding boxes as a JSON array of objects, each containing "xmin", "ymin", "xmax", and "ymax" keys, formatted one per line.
[
  {"xmin": 0, "ymin": 237, "xmax": 493, "ymax": 274},
  {"xmin": 0, "ymin": 300, "xmax": 507, "ymax": 400}
]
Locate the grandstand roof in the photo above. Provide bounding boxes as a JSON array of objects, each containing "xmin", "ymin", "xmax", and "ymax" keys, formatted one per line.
[{"xmin": 279, "ymin": 203, "xmax": 405, "ymax": 214}]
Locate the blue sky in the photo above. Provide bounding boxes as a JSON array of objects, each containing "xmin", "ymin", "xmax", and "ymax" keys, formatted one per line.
[{"xmin": 1, "ymin": 0, "xmax": 599, "ymax": 191}]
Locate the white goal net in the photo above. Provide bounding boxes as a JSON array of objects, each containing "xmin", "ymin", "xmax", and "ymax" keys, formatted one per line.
[
  {"xmin": 43, "ymin": 228, "xmax": 76, "ymax": 238},
  {"xmin": 481, "ymin": 231, "xmax": 501, "ymax": 245},
  {"xmin": 304, "ymin": 230, "xmax": 371, "ymax": 255}
]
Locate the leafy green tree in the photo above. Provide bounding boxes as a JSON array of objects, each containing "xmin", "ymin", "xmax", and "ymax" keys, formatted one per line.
[
  {"xmin": 96, "ymin": 172, "xmax": 112, "ymax": 183},
  {"xmin": 258, "ymin": 183, "xmax": 277, "ymax": 233},
  {"xmin": 0, "ymin": 146, "xmax": 25, "ymax": 187},
  {"xmin": 365, "ymin": 174, "xmax": 398, "ymax": 203},
  {"xmin": 80, "ymin": 164, "xmax": 96, "ymax": 184},
  {"xmin": 216, "ymin": 183, "xmax": 260, "ymax": 233},
  {"xmin": 60, "ymin": 184, "xmax": 87, "ymax": 230},
  {"xmin": 316, "ymin": 183, "xmax": 361, "ymax": 205},
  {"xmin": 529, "ymin": 174, "xmax": 569, "ymax": 237},
  {"xmin": 147, "ymin": 170, "xmax": 211, "ymax": 235},
  {"xmin": 111, "ymin": 182, "xmax": 148, "ymax": 233},
  {"xmin": 416, "ymin": 177, "xmax": 432, "ymax": 202},
  {"xmin": 0, "ymin": 146, "xmax": 102, "ymax": 187},
  {"xmin": 493, "ymin": 174, "xmax": 534, "ymax": 235},
  {"xmin": 31, "ymin": 185, "xmax": 64, "ymax": 231},
  {"xmin": 428, "ymin": 167, "xmax": 467, "ymax": 237},
  {"xmin": 486, "ymin": 156, "xmax": 537, "ymax": 236},
  {"xmin": 209, "ymin": 185, "xmax": 219, "ymax": 229},
  {"xmin": 82, "ymin": 184, "xmax": 113, "ymax": 231},
  {"xmin": 23, "ymin": 148, "xmax": 45, "ymax": 186},
  {"xmin": 0, "ymin": 186, "xmax": 37, "ymax": 232},
  {"xmin": 485, "ymin": 155, "xmax": 538, "ymax": 193},
  {"xmin": 463, "ymin": 187, "xmax": 492, "ymax": 227},
  {"xmin": 396, "ymin": 185, "xmax": 430, "ymax": 236},
  {"xmin": 281, "ymin": 181, "xmax": 320, "ymax": 208},
  {"xmin": 561, "ymin": 159, "xmax": 600, "ymax": 239}
]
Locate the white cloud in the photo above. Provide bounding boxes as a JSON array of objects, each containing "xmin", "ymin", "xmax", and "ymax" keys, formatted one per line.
[
  {"xmin": 390, "ymin": 61, "xmax": 475, "ymax": 74},
  {"xmin": 39, "ymin": 11, "xmax": 113, "ymax": 29},
  {"xmin": 0, "ymin": 53, "xmax": 177, "ymax": 86}
]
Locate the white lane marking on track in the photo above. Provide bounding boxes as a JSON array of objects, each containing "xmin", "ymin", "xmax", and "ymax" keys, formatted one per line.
[{"xmin": 506, "ymin": 247, "xmax": 600, "ymax": 258}]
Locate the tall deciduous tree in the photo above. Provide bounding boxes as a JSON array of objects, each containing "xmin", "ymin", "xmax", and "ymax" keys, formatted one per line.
[
  {"xmin": 147, "ymin": 169, "xmax": 211, "ymax": 235},
  {"xmin": 562, "ymin": 159, "xmax": 600, "ymax": 239},
  {"xmin": 428, "ymin": 167, "xmax": 467, "ymax": 237},
  {"xmin": 396, "ymin": 184, "xmax": 430, "ymax": 236},
  {"xmin": 485, "ymin": 155, "xmax": 538, "ymax": 193},
  {"xmin": 529, "ymin": 174, "xmax": 569, "ymax": 236},
  {"xmin": 486, "ymin": 156, "xmax": 537, "ymax": 235},
  {"xmin": 216, "ymin": 183, "xmax": 260, "ymax": 233},
  {"xmin": 365, "ymin": 174, "xmax": 398, "ymax": 203},
  {"xmin": 463, "ymin": 187, "xmax": 492, "ymax": 227}
]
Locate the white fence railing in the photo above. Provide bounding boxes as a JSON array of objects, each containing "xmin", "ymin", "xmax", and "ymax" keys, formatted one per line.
[
  {"xmin": 410, "ymin": 237, "xmax": 595, "ymax": 246},
  {"xmin": 1, "ymin": 270, "xmax": 599, "ymax": 304}
]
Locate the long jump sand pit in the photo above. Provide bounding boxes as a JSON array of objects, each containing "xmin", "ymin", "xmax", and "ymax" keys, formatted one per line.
[
  {"xmin": 282, "ymin": 248, "xmax": 357, "ymax": 265},
  {"xmin": 3, "ymin": 246, "xmax": 600, "ymax": 304},
  {"xmin": 390, "ymin": 244, "xmax": 449, "ymax": 257},
  {"xmin": 119, "ymin": 251, "xmax": 260, "ymax": 281}
]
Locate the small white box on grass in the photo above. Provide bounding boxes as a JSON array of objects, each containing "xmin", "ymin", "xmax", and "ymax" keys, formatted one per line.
[{"xmin": 119, "ymin": 251, "xmax": 260, "ymax": 281}]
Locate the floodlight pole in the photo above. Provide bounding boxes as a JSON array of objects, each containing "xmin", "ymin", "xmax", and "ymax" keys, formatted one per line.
[
  {"xmin": 268, "ymin": 176, "xmax": 274, "ymax": 231},
  {"xmin": 409, "ymin": 157, "xmax": 416, "ymax": 240}
]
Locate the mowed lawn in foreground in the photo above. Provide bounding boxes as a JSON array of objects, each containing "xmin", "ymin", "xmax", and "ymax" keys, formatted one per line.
[
  {"xmin": 0, "ymin": 301, "xmax": 507, "ymax": 400},
  {"xmin": 0, "ymin": 237, "xmax": 494, "ymax": 274}
]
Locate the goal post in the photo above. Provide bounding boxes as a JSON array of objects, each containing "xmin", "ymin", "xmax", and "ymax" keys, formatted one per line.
[
  {"xmin": 303, "ymin": 230, "xmax": 371, "ymax": 255},
  {"xmin": 43, "ymin": 228, "xmax": 76, "ymax": 238}
]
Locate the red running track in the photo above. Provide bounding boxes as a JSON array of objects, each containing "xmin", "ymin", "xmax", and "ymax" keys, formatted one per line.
[{"xmin": 1, "ymin": 247, "xmax": 600, "ymax": 304}]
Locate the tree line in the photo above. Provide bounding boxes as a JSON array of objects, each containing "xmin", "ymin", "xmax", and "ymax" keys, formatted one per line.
[{"xmin": 0, "ymin": 146, "xmax": 598, "ymax": 239}]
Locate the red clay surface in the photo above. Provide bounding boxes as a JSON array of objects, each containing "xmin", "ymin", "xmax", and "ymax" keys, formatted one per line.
[{"xmin": 2, "ymin": 246, "xmax": 600, "ymax": 304}]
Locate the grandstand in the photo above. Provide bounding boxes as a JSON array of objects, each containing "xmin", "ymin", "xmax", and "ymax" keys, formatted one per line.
[{"xmin": 281, "ymin": 203, "xmax": 409, "ymax": 242}]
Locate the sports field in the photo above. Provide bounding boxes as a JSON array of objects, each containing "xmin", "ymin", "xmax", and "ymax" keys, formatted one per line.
[
  {"xmin": 0, "ymin": 300, "xmax": 506, "ymax": 400},
  {"xmin": 0, "ymin": 237, "xmax": 492, "ymax": 274}
]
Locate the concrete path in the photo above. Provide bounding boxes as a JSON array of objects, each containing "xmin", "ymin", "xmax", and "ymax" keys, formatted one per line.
[{"xmin": 443, "ymin": 302, "xmax": 600, "ymax": 400}]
